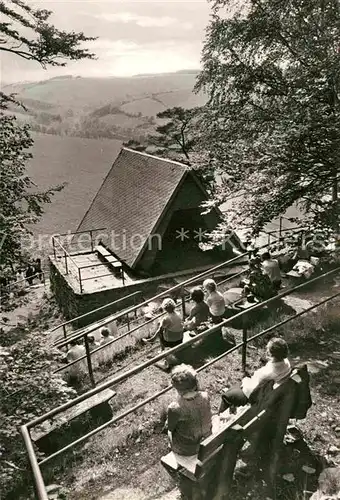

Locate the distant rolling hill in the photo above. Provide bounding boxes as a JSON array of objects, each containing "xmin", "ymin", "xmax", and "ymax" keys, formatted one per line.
[
  {"xmin": 3, "ymin": 72, "xmax": 202, "ymax": 110},
  {"xmin": 5, "ymin": 72, "xmax": 206, "ymax": 250},
  {"xmin": 4, "ymin": 71, "xmax": 206, "ymax": 143}
]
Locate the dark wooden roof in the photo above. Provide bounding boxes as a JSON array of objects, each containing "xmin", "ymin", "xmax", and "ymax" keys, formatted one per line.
[{"xmin": 77, "ymin": 148, "xmax": 191, "ymax": 267}]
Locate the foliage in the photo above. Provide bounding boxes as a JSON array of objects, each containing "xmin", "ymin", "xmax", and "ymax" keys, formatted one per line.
[
  {"xmin": 0, "ymin": 0, "xmax": 95, "ymax": 67},
  {"xmin": 196, "ymin": 0, "xmax": 340, "ymax": 236},
  {"xmin": 0, "ymin": 329, "xmax": 76, "ymax": 497},
  {"xmin": 124, "ymin": 106, "xmax": 200, "ymax": 164},
  {"xmin": 0, "ymin": 0, "xmax": 96, "ymax": 270},
  {"xmin": 0, "ymin": 95, "xmax": 65, "ymax": 270}
]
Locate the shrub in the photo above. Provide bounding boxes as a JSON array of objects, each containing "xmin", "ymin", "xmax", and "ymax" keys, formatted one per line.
[{"xmin": 0, "ymin": 331, "xmax": 76, "ymax": 498}]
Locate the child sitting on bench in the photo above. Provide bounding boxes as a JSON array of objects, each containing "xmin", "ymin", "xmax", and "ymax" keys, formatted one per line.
[
  {"xmin": 184, "ymin": 287, "xmax": 210, "ymax": 334},
  {"xmin": 219, "ymin": 338, "xmax": 291, "ymax": 413},
  {"xmin": 166, "ymin": 364, "xmax": 212, "ymax": 456}
]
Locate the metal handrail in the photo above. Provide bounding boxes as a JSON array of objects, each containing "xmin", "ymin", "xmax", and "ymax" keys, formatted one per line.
[
  {"xmin": 49, "ymin": 226, "xmax": 287, "ymax": 343},
  {"xmin": 52, "ymin": 236, "xmax": 124, "ymax": 294},
  {"xmin": 53, "ymin": 228, "xmax": 283, "ymax": 350},
  {"xmin": 52, "ymin": 237, "xmax": 79, "ymax": 268},
  {"xmin": 53, "ymin": 255, "xmax": 246, "ymax": 349},
  {"xmin": 27, "ymin": 263, "xmax": 340, "ymax": 427},
  {"xmin": 22, "ymin": 265, "xmax": 340, "ymax": 499},
  {"xmin": 39, "ymin": 288, "xmax": 340, "ymax": 467},
  {"xmin": 53, "ymin": 267, "xmax": 247, "ymax": 374},
  {"xmin": 0, "ymin": 271, "xmax": 45, "ymax": 296}
]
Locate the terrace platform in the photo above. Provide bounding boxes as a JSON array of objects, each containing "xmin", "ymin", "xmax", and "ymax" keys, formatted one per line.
[{"xmin": 51, "ymin": 251, "xmax": 133, "ymax": 294}]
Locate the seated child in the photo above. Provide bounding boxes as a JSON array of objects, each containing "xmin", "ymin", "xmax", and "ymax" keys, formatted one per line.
[
  {"xmin": 99, "ymin": 327, "xmax": 114, "ymax": 346},
  {"xmin": 203, "ymin": 279, "xmax": 225, "ymax": 324},
  {"xmin": 184, "ymin": 287, "xmax": 210, "ymax": 332},
  {"xmin": 99, "ymin": 327, "xmax": 115, "ymax": 364},
  {"xmin": 219, "ymin": 338, "xmax": 291, "ymax": 413},
  {"xmin": 166, "ymin": 364, "xmax": 212, "ymax": 456}
]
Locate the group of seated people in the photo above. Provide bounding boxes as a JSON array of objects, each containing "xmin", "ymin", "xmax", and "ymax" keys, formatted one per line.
[
  {"xmin": 142, "ymin": 279, "xmax": 228, "ymax": 366},
  {"xmin": 242, "ymin": 251, "xmax": 282, "ymax": 302},
  {"xmin": 165, "ymin": 337, "xmax": 290, "ymax": 457},
  {"xmin": 64, "ymin": 324, "xmax": 117, "ymax": 380}
]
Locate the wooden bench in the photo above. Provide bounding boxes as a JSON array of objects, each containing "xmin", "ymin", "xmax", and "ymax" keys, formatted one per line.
[
  {"xmin": 161, "ymin": 368, "xmax": 306, "ymax": 499},
  {"xmin": 31, "ymin": 388, "xmax": 116, "ymax": 452},
  {"xmin": 161, "ymin": 406, "xmax": 252, "ymax": 499},
  {"xmin": 95, "ymin": 245, "xmax": 122, "ymax": 270}
]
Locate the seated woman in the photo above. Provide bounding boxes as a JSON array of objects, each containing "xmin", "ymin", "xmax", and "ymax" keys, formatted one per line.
[
  {"xmin": 203, "ymin": 279, "xmax": 226, "ymax": 324},
  {"xmin": 184, "ymin": 287, "xmax": 210, "ymax": 333},
  {"xmin": 219, "ymin": 338, "xmax": 291, "ymax": 413},
  {"xmin": 166, "ymin": 364, "xmax": 212, "ymax": 456},
  {"xmin": 261, "ymin": 251, "xmax": 282, "ymax": 292},
  {"xmin": 143, "ymin": 298, "xmax": 183, "ymax": 350}
]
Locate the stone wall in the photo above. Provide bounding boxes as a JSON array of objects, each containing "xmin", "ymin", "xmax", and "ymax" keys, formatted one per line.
[{"xmin": 50, "ymin": 259, "xmax": 178, "ymax": 328}]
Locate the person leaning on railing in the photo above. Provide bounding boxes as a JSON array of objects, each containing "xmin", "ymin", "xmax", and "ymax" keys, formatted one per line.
[
  {"xmin": 219, "ymin": 338, "xmax": 291, "ymax": 414},
  {"xmin": 165, "ymin": 364, "xmax": 212, "ymax": 456}
]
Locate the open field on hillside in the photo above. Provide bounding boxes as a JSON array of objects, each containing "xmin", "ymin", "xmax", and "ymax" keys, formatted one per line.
[
  {"xmin": 3, "ymin": 73, "xmax": 202, "ymax": 110},
  {"xmin": 4, "ymin": 73, "xmax": 206, "ymax": 144}
]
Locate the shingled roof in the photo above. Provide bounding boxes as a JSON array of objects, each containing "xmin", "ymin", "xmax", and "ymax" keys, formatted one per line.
[{"xmin": 77, "ymin": 148, "xmax": 192, "ymax": 267}]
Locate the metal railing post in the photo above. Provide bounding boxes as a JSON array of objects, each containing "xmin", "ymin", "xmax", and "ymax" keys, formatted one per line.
[
  {"xmin": 64, "ymin": 251, "xmax": 69, "ymax": 275},
  {"xmin": 134, "ymin": 295, "xmax": 138, "ymax": 318},
  {"xmin": 84, "ymin": 334, "xmax": 95, "ymax": 387},
  {"xmin": 90, "ymin": 230, "xmax": 94, "ymax": 252},
  {"xmin": 22, "ymin": 280, "xmax": 340, "ymax": 499},
  {"xmin": 62, "ymin": 324, "xmax": 67, "ymax": 340},
  {"xmin": 181, "ymin": 295, "xmax": 186, "ymax": 319},
  {"xmin": 279, "ymin": 216, "xmax": 283, "ymax": 240},
  {"xmin": 52, "ymin": 237, "xmax": 56, "ymax": 259},
  {"xmin": 78, "ymin": 268, "xmax": 83, "ymax": 294},
  {"xmin": 242, "ymin": 326, "xmax": 248, "ymax": 373},
  {"xmin": 21, "ymin": 426, "xmax": 49, "ymax": 500}
]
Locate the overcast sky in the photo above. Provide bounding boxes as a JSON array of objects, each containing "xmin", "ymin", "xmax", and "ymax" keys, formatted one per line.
[{"xmin": 2, "ymin": 0, "xmax": 212, "ymax": 83}]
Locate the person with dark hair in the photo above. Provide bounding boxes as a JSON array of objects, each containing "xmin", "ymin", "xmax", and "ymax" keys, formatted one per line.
[
  {"xmin": 87, "ymin": 334, "xmax": 99, "ymax": 351},
  {"xmin": 99, "ymin": 327, "xmax": 114, "ymax": 346},
  {"xmin": 166, "ymin": 364, "xmax": 212, "ymax": 456},
  {"xmin": 219, "ymin": 338, "xmax": 291, "ymax": 413},
  {"xmin": 33, "ymin": 258, "xmax": 44, "ymax": 283},
  {"xmin": 261, "ymin": 251, "xmax": 282, "ymax": 291},
  {"xmin": 25, "ymin": 264, "xmax": 35, "ymax": 286},
  {"xmin": 184, "ymin": 287, "xmax": 210, "ymax": 332}
]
